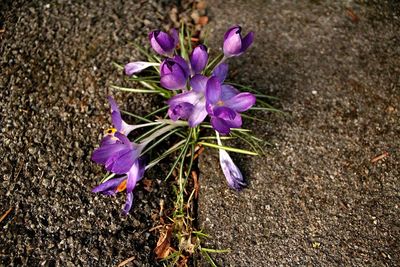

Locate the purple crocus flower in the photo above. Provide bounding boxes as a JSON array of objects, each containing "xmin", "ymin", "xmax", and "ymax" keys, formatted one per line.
[
  {"xmin": 223, "ymin": 25, "xmax": 254, "ymax": 58},
  {"xmin": 92, "ymin": 158, "xmax": 145, "ymax": 215},
  {"xmin": 149, "ymin": 28, "xmax": 179, "ymax": 57},
  {"xmin": 190, "ymin": 45, "xmax": 208, "ymax": 74},
  {"xmin": 160, "ymin": 55, "xmax": 190, "ymax": 90},
  {"xmin": 205, "ymin": 77, "xmax": 256, "ymax": 135},
  {"xmin": 124, "ymin": 61, "xmax": 160, "ymax": 76},
  {"xmin": 167, "ymin": 74, "xmax": 209, "ymax": 126},
  {"xmin": 219, "ymin": 146, "xmax": 246, "ymax": 190}
]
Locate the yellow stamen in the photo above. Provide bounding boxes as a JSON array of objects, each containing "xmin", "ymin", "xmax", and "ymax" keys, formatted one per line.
[
  {"xmin": 104, "ymin": 127, "xmax": 117, "ymax": 135},
  {"xmin": 217, "ymin": 100, "xmax": 224, "ymax": 106}
]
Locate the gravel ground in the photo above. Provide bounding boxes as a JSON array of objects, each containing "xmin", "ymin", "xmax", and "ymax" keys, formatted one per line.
[
  {"xmin": 198, "ymin": 1, "xmax": 400, "ymax": 266},
  {"xmin": 0, "ymin": 0, "xmax": 182, "ymax": 266}
]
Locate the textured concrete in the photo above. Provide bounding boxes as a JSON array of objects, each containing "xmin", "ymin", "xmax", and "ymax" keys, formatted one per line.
[
  {"xmin": 198, "ymin": 1, "xmax": 400, "ymax": 266},
  {"xmin": 0, "ymin": 0, "xmax": 178, "ymax": 265}
]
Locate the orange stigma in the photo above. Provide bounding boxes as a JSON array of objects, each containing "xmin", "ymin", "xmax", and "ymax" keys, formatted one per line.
[{"xmin": 116, "ymin": 179, "xmax": 127, "ymax": 192}]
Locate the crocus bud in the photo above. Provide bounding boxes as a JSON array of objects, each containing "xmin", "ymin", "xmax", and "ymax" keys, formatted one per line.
[
  {"xmin": 223, "ymin": 25, "xmax": 254, "ymax": 57},
  {"xmin": 218, "ymin": 144, "xmax": 246, "ymax": 190},
  {"xmin": 189, "ymin": 45, "xmax": 208, "ymax": 74},
  {"xmin": 124, "ymin": 61, "xmax": 160, "ymax": 76},
  {"xmin": 160, "ymin": 55, "xmax": 190, "ymax": 90},
  {"xmin": 149, "ymin": 29, "xmax": 179, "ymax": 57}
]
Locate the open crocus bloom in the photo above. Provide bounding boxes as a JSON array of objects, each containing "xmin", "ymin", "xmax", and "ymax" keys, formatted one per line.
[
  {"xmin": 92, "ymin": 132, "xmax": 146, "ymax": 215},
  {"xmin": 149, "ymin": 28, "xmax": 179, "ymax": 57},
  {"xmin": 167, "ymin": 74, "xmax": 209, "ymax": 127},
  {"xmin": 205, "ymin": 77, "xmax": 256, "ymax": 135},
  {"xmin": 223, "ymin": 25, "xmax": 254, "ymax": 58},
  {"xmin": 160, "ymin": 55, "xmax": 190, "ymax": 90},
  {"xmin": 92, "ymin": 158, "xmax": 145, "ymax": 215}
]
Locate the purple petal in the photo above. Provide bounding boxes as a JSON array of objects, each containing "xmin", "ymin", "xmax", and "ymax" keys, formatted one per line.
[
  {"xmin": 223, "ymin": 27, "xmax": 242, "ymax": 57},
  {"xmin": 161, "ymin": 72, "xmax": 187, "ymax": 90},
  {"xmin": 170, "ymin": 28, "xmax": 179, "ymax": 47},
  {"xmin": 214, "ymin": 106, "xmax": 236, "ymax": 120},
  {"xmin": 91, "ymin": 143, "xmax": 128, "ymax": 165},
  {"xmin": 92, "ymin": 177, "xmax": 126, "ymax": 194},
  {"xmin": 114, "ymin": 132, "xmax": 132, "ymax": 145},
  {"xmin": 167, "ymin": 91, "xmax": 199, "ymax": 106},
  {"xmin": 124, "ymin": 61, "xmax": 157, "ymax": 76},
  {"xmin": 111, "ymin": 111, "xmax": 122, "ymax": 132},
  {"xmin": 224, "ymin": 92, "xmax": 256, "ymax": 112},
  {"xmin": 223, "ymin": 25, "xmax": 240, "ymax": 42},
  {"xmin": 188, "ymin": 99, "xmax": 207, "ymax": 127},
  {"xmin": 107, "ymin": 96, "xmax": 119, "ymax": 113},
  {"xmin": 206, "ymin": 76, "xmax": 222, "ymax": 104},
  {"xmin": 150, "ymin": 31, "xmax": 170, "ymax": 56},
  {"xmin": 190, "ymin": 74, "xmax": 208, "ymax": 93},
  {"xmin": 219, "ymin": 149, "xmax": 246, "ymax": 190},
  {"xmin": 122, "ymin": 192, "xmax": 134, "ymax": 215},
  {"xmin": 100, "ymin": 135, "xmax": 118, "ymax": 146},
  {"xmin": 212, "ymin": 63, "xmax": 228, "ymax": 83},
  {"xmin": 126, "ymin": 160, "xmax": 143, "ymax": 193},
  {"xmin": 155, "ymin": 31, "xmax": 174, "ymax": 50},
  {"xmin": 105, "ymin": 148, "xmax": 139, "ymax": 174},
  {"xmin": 211, "ymin": 117, "xmax": 231, "ymax": 135},
  {"xmin": 173, "ymin": 55, "xmax": 190, "ymax": 77},
  {"xmin": 224, "ymin": 112, "xmax": 242, "ymax": 128},
  {"xmin": 190, "ymin": 45, "xmax": 208, "ymax": 74},
  {"xmin": 221, "ymin": 84, "xmax": 240, "ymax": 101},
  {"xmin": 241, "ymin": 31, "xmax": 254, "ymax": 52},
  {"xmin": 168, "ymin": 102, "xmax": 194, "ymax": 121}
]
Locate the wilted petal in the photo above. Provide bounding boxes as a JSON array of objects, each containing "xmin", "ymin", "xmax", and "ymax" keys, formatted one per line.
[
  {"xmin": 211, "ymin": 117, "xmax": 231, "ymax": 135},
  {"xmin": 219, "ymin": 149, "xmax": 246, "ymax": 190},
  {"xmin": 190, "ymin": 74, "xmax": 208, "ymax": 93},
  {"xmin": 224, "ymin": 92, "xmax": 256, "ymax": 112},
  {"xmin": 124, "ymin": 61, "xmax": 159, "ymax": 76},
  {"xmin": 92, "ymin": 177, "xmax": 126, "ymax": 194},
  {"xmin": 122, "ymin": 192, "xmax": 134, "ymax": 215},
  {"xmin": 206, "ymin": 76, "xmax": 222, "ymax": 104},
  {"xmin": 212, "ymin": 63, "xmax": 229, "ymax": 83},
  {"xmin": 190, "ymin": 45, "xmax": 208, "ymax": 74},
  {"xmin": 188, "ymin": 99, "xmax": 207, "ymax": 127}
]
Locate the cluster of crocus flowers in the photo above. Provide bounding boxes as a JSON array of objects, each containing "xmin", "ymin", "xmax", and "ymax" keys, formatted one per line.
[{"xmin": 93, "ymin": 25, "xmax": 257, "ymax": 215}]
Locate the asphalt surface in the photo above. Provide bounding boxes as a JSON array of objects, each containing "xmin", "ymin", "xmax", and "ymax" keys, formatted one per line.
[
  {"xmin": 198, "ymin": 0, "xmax": 400, "ymax": 266},
  {"xmin": 0, "ymin": 0, "xmax": 179, "ymax": 266}
]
